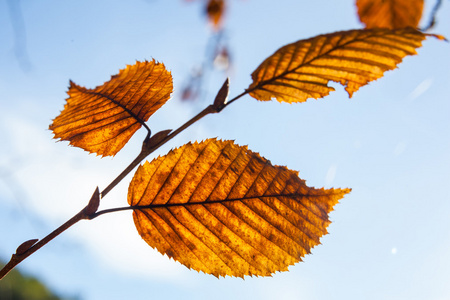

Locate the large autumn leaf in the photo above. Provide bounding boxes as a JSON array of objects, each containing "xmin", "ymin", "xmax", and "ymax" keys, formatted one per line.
[
  {"xmin": 128, "ymin": 138, "xmax": 351, "ymax": 277},
  {"xmin": 248, "ymin": 28, "xmax": 442, "ymax": 103},
  {"xmin": 49, "ymin": 60, "xmax": 173, "ymax": 157},
  {"xmin": 356, "ymin": 0, "xmax": 424, "ymax": 29}
]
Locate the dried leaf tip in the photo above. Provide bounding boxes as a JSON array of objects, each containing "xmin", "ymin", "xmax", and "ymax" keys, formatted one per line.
[{"xmin": 428, "ymin": 33, "xmax": 447, "ymax": 41}]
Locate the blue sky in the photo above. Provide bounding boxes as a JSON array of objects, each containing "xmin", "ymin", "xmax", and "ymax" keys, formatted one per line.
[{"xmin": 1, "ymin": 0, "xmax": 449, "ymax": 299}]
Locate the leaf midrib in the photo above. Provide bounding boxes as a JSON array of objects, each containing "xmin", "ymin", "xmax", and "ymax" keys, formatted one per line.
[
  {"xmin": 249, "ymin": 29, "xmax": 414, "ymax": 94},
  {"xmin": 83, "ymin": 89, "xmax": 150, "ymax": 131},
  {"xmin": 132, "ymin": 193, "xmax": 326, "ymax": 210}
]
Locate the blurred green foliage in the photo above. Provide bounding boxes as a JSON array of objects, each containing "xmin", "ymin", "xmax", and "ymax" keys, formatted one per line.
[{"xmin": 0, "ymin": 261, "xmax": 75, "ymax": 300}]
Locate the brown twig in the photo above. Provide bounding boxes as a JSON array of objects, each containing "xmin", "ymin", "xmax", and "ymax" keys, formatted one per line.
[
  {"xmin": 0, "ymin": 188, "xmax": 99, "ymax": 279},
  {"xmin": 421, "ymin": 0, "xmax": 443, "ymax": 31}
]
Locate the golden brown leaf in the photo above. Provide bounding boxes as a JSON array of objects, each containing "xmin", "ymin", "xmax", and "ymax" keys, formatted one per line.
[
  {"xmin": 206, "ymin": 0, "xmax": 225, "ymax": 30},
  {"xmin": 248, "ymin": 28, "xmax": 441, "ymax": 103},
  {"xmin": 356, "ymin": 0, "xmax": 424, "ymax": 29},
  {"xmin": 49, "ymin": 60, "xmax": 173, "ymax": 157},
  {"xmin": 128, "ymin": 138, "xmax": 351, "ymax": 277}
]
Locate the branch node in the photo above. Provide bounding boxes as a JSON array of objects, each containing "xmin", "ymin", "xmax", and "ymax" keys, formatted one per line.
[
  {"xmin": 15, "ymin": 239, "xmax": 39, "ymax": 256},
  {"xmin": 84, "ymin": 186, "xmax": 100, "ymax": 216},
  {"xmin": 212, "ymin": 77, "xmax": 230, "ymax": 112},
  {"xmin": 143, "ymin": 129, "xmax": 172, "ymax": 152}
]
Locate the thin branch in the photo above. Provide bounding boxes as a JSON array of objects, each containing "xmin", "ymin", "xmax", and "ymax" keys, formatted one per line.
[
  {"xmin": 0, "ymin": 188, "xmax": 100, "ymax": 280},
  {"xmin": 100, "ymin": 148, "xmax": 151, "ymax": 198},
  {"xmin": 421, "ymin": 0, "xmax": 443, "ymax": 31},
  {"xmin": 0, "ymin": 209, "xmax": 88, "ymax": 279}
]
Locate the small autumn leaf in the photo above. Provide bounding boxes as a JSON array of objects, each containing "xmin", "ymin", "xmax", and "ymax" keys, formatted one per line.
[
  {"xmin": 128, "ymin": 138, "xmax": 351, "ymax": 277},
  {"xmin": 248, "ymin": 28, "xmax": 443, "ymax": 103},
  {"xmin": 49, "ymin": 60, "xmax": 173, "ymax": 157},
  {"xmin": 356, "ymin": 0, "xmax": 424, "ymax": 29}
]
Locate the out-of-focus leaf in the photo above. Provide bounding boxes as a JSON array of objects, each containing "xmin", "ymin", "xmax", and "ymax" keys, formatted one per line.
[
  {"xmin": 206, "ymin": 0, "xmax": 225, "ymax": 30},
  {"xmin": 213, "ymin": 46, "xmax": 231, "ymax": 70},
  {"xmin": 356, "ymin": 0, "xmax": 424, "ymax": 29},
  {"xmin": 0, "ymin": 261, "xmax": 67, "ymax": 300},
  {"xmin": 248, "ymin": 28, "xmax": 442, "ymax": 103},
  {"xmin": 49, "ymin": 60, "xmax": 173, "ymax": 157},
  {"xmin": 128, "ymin": 138, "xmax": 351, "ymax": 277}
]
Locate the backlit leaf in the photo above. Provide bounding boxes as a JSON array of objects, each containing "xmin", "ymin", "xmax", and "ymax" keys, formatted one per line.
[
  {"xmin": 49, "ymin": 60, "xmax": 173, "ymax": 157},
  {"xmin": 128, "ymin": 138, "xmax": 351, "ymax": 277},
  {"xmin": 248, "ymin": 28, "xmax": 441, "ymax": 103},
  {"xmin": 356, "ymin": 0, "xmax": 424, "ymax": 29}
]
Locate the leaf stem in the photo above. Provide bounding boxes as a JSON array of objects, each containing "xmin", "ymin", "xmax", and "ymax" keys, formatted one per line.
[
  {"xmin": 89, "ymin": 191, "xmax": 343, "ymax": 220},
  {"xmin": 224, "ymin": 89, "xmax": 251, "ymax": 107}
]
